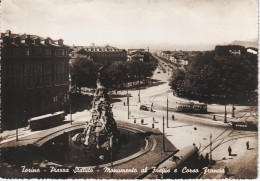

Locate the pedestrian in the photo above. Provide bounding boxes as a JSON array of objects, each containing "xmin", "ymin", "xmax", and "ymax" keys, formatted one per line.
[
  {"xmin": 246, "ymin": 141, "xmax": 249, "ymax": 150},
  {"xmin": 172, "ymin": 114, "xmax": 175, "ymax": 120},
  {"xmin": 153, "ymin": 117, "xmax": 155, "ymax": 123},
  {"xmin": 134, "ymin": 118, "xmax": 136, "ymax": 124},
  {"xmin": 228, "ymin": 146, "xmax": 232, "ymax": 156},
  {"xmin": 224, "ymin": 166, "xmax": 229, "ymax": 176},
  {"xmin": 205, "ymin": 153, "xmax": 210, "ymax": 165},
  {"xmin": 123, "ymin": 102, "xmax": 125, "ymax": 106},
  {"xmin": 141, "ymin": 119, "xmax": 144, "ymax": 125}
]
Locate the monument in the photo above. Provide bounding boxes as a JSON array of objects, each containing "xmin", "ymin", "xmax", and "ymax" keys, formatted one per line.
[{"xmin": 71, "ymin": 67, "xmax": 120, "ymax": 150}]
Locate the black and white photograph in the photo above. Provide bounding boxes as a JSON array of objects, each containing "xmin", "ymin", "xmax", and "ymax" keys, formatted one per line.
[{"xmin": 0, "ymin": 0, "xmax": 258, "ymax": 179}]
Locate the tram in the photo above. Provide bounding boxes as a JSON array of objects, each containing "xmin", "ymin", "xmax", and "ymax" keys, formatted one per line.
[
  {"xmin": 176, "ymin": 102, "xmax": 207, "ymax": 113},
  {"xmin": 157, "ymin": 145, "xmax": 200, "ymax": 179},
  {"xmin": 28, "ymin": 111, "xmax": 65, "ymax": 130}
]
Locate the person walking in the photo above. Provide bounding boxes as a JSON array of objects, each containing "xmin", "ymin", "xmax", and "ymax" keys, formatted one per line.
[
  {"xmin": 224, "ymin": 166, "xmax": 229, "ymax": 177},
  {"xmin": 228, "ymin": 146, "xmax": 232, "ymax": 156},
  {"xmin": 246, "ymin": 141, "xmax": 250, "ymax": 150}
]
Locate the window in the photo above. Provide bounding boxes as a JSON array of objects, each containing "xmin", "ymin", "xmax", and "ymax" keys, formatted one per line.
[
  {"xmin": 25, "ymin": 64, "xmax": 34, "ymax": 88},
  {"xmin": 26, "ymin": 49, "xmax": 30, "ymax": 56},
  {"xmin": 35, "ymin": 48, "xmax": 42, "ymax": 56},
  {"xmin": 43, "ymin": 63, "xmax": 51, "ymax": 86},
  {"xmin": 44, "ymin": 49, "xmax": 51, "ymax": 56},
  {"xmin": 57, "ymin": 49, "xmax": 64, "ymax": 57},
  {"xmin": 35, "ymin": 63, "xmax": 43, "ymax": 87}
]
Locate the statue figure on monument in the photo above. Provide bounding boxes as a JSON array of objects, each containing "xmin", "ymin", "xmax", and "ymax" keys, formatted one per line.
[{"xmin": 72, "ymin": 66, "xmax": 120, "ymax": 150}]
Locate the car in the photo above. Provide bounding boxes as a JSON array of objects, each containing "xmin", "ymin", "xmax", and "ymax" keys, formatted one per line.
[
  {"xmin": 140, "ymin": 105, "xmax": 149, "ymax": 111},
  {"xmin": 157, "ymin": 71, "xmax": 161, "ymax": 73}
]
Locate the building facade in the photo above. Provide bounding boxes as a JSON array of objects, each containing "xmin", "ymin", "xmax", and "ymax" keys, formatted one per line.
[
  {"xmin": 1, "ymin": 30, "xmax": 70, "ymax": 130},
  {"xmin": 71, "ymin": 45, "xmax": 127, "ymax": 65}
]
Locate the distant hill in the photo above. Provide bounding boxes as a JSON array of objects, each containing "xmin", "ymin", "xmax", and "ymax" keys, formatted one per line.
[{"xmin": 229, "ymin": 40, "xmax": 258, "ymax": 49}]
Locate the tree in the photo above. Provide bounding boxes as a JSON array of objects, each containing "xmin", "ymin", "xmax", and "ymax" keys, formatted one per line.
[
  {"xmin": 102, "ymin": 61, "xmax": 127, "ymax": 89},
  {"xmin": 170, "ymin": 49, "xmax": 258, "ymax": 121},
  {"xmin": 70, "ymin": 57, "xmax": 98, "ymax": 93}
]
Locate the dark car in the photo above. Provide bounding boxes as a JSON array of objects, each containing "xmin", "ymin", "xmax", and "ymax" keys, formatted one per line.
[
  {"xmin": 157, "ymin": 71, "xmax": 161, "ymax": 73},
  {"xmin": 140, "ymin": 105, "xmax": 149, "ymax": 111}
]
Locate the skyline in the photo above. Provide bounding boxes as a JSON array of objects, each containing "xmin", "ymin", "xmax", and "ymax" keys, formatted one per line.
[{"xmin": 1, "ymin": 0, "xmax": 258, "ymax": 50}]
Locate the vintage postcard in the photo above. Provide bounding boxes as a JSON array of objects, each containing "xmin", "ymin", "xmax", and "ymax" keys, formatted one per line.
[{"xmin": 0, "ymin": 0, "xmax": 258, "ymax": 179}]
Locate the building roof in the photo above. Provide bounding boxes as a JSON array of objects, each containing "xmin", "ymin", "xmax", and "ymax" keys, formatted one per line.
[
  {"xmin": 73, "ymin": 45, "xmax": 126, "ymax": 53},
  {"xmin": 1, "ymin": 30, "xmax": 68, "ymax": 48}
]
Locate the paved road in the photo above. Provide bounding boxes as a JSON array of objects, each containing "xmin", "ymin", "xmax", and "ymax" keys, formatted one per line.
[
  {"xmin": 111, "ymin": 62, "xmax": 258, "ymax": 179},
  {"xmin": 0, "ymin": 58, "xmax": 257, "ymax": 179}
]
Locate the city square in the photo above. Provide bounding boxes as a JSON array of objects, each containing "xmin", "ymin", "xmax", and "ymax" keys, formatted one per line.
[{"xmin": 0, "ymin": 0, "xmax": 258, "ymax": 180}]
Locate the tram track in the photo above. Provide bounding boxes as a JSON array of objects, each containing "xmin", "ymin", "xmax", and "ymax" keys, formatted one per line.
[{"xmin": 199, "ymin": 127, "xmax": 232, "ymax": 153}]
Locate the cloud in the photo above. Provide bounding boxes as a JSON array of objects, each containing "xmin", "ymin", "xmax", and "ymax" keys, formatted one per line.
[{"xmin": 1, "ymin": 0, "xmax": 258, "ymax": 47}]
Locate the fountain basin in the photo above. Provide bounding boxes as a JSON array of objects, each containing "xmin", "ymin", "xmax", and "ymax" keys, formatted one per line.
[{"xmin": 39, "ymin": 124, "xmax": 151, "ymax": 167}]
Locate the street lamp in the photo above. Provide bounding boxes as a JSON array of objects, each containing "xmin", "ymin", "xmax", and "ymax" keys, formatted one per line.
[
  {"xmin": 110, "ymin": 136, "xmax": 114, "ymax": 179},
  {"xmin": 16, "ymin": 108, "xmax": 18, "ymax": 141},
  {"xmin": 210, "ymin": 134, "xmax": 212, "ymax": 162},
  {"xmin": 70, "ymin": 92, "xmax": 72, "ymax": 125},
  {"xmin": 138, "ymin": 88, "xmax": 140, "ymax": 102},
  {"xmin": 162, "ymin": 115, "xmax": 165, "ymax": 152},
  {"xmin": 127, "ymin": 95, "xmax": 130, "ymax": 119},
  {"xmin": 167, "ymin": 97, "xmax": 169, "ymax": 128}
]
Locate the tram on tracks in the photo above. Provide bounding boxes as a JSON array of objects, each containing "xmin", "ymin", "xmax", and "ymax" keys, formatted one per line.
[
  {"xmin": 28, "ymin": 111, "xmax": 65, "ymax": 130},
  {"xmin": 176, "ymin": 102, "xmax": 207, "ymax": 113},
  {"xmin": 156, "ymin": 145, "xmax": 202, "ymax": 179}
]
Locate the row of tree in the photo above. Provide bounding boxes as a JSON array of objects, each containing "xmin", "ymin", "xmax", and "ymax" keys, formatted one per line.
[
  {"xmin": 170, "ymin": 49, "xmax": 258, "ymax": 107},
  {"xmin": 70, "ymin": 53, "xmax": 157, "ymax": 93}
]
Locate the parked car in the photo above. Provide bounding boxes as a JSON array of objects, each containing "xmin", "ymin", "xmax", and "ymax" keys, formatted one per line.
[
  {"xmin": 157, "ymin": 71, "xmax": 161, "ymax": 73},
  {"xmin": 140, "ymin": 105, "xmax": 149, "ymax": 111}
]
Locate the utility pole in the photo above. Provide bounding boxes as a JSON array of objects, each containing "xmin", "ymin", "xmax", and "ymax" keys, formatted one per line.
[
  {"xmin": 127, "ymin": 96, "xmax": 130, "ymax": 119},
  {"xmin": 110, "ymin": 136, "xmax": 113, "ymax": 179},
  {"xmin": 167, "ymin": 97, "xmax": 169, "ymax": 128},
  {"xmin": 70, "ymin": 92, "xmax": 72, "ymax": 125},
  {"xmin": 16, "ymin": 109, "xmax": 18, "ymax": 141},
  {"xmin": 210, "ymin": 134, "xmax": 212, "ymax": 162},
  {"xmin": 138, "ymin": 88, "xmax": 140, "ymax": 102},
  {"xmin": 163, "ymin": 115, "xmax": 165, "ymax": 152},
  {"xmin": 127, "ymin": 88, "xmax": 130, "ymax": 119},
  {"xmin": 224, "ymin": 105, "xmax": 227, "ymax": 123},
  {"xmin": 232, "ymin": 104, "xmax": 235, "ymax": 118}
]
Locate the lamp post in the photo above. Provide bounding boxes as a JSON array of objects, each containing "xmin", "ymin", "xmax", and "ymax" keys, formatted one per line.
[
  {"xmin": 127, "ymin": 95, "xmax": 130, "ymax": 119},
  {"xmin": 110, "ymin": 136, "xmax": 114, "ymax": 179},
  {"xmin": 16, "ymin": 108, "xmax": 18, "ymax": 141},
  {"xmin": 70, "ymin": 92, "xmax": 72, "ymax": 125},
  {"xmin": 167, "ymin": 97, "xmax": 169, "ymax": 128},
  {"xmin": 138, "ymin": 88, "xmax": 140, "ymax": 102},
  {"xmin": 163, "ymin": 115, "xmax": 165, "ymax": 152},
  {"xmin": 224, "ymin": 105, "xmax": 227, "ymax": 123},
  {"xmin": 210, "ymin": 134, "xmax": 212, "ymax": 162}
]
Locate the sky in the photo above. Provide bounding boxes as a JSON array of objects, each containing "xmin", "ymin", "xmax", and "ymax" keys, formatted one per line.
[{"xmin": 1, "ymin": 0, "xmax": 258, "ymax": 50}]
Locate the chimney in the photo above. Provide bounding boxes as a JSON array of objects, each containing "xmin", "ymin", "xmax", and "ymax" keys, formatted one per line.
[
  {"xmin": 14, "ymin": 37, "xmax": 21, "ymax": 44},
  {"xmin": 34, "ymin": 37, "xmax": 41, "ymax": 44},
  {"xmin": 2, "ymin": 36, "xmax": 11, "ymax": 44},
  {"xmin": 25, "ymin": 35, "xmax": 33, "ymax": 45},
  {"xmin": 5, "ymin": 30, "xmax": 11, "ymax": 37},
  {"xmin": 58, "ymin": 39, "xmax": 63, "ymax": 46},
  {"xmin": 45, "ymin": 37, "xmax": 51, "ymax": 45}
]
